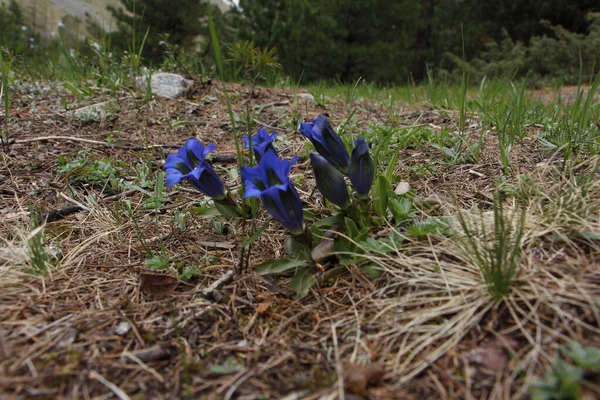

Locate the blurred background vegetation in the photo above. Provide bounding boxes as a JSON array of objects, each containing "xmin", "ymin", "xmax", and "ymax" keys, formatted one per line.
[{"xmin": 1, "ymin": 0, "xmax": 599, "ymax": 86}]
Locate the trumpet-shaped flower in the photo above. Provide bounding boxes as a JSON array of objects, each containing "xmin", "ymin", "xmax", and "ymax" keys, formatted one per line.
[
  {"xmin": 300, "ymin": 114, "xmax": 349, "ymax": 173},
  {"xmin": 241, "ymin": 150, "xmax": 304, "ymax": 234},
  {"xmin": 244, "ymin": 127, "xmax": 278, "ymax": 162},
  {"xmin": 164, "ymin": 138, "xmax": 226, "ymax": 200},
  {"xmin": 348, "ymin": 137, "xmax": 374, "ymax": 197},
  {"xmin": 310, "ymin": 153, "xmax": 350, "ymax": 209}
]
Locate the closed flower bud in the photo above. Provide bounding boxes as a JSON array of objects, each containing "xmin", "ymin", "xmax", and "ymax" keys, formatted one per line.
[
  {"xmin": 310, "ymin": 153, "xmax": 350, "ymax": 209},
  {"xmin": 348, "ymin": 137, "xmax": 374, "ymax": 197}
]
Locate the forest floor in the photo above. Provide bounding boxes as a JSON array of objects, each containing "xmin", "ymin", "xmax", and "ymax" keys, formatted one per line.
[{"xmin": 0, "ymin": 80, "xmax": 599, "ymax": 399}]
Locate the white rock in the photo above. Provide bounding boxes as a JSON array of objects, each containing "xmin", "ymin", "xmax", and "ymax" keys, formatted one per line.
[
  {"xmin": 115, "ymin": 321, "xmax": 131, "ymax": 336},
  {"xmin": 394, "ymin": 181, "xmax": 411, "ymax": 196}
]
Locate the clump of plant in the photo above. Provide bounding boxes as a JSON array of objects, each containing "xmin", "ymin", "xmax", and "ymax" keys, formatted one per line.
[
  {"xmin": 57, "ymin": 151, "xmax": 123, "ymax": 186},
  {"xmin": 457, "ymin": 191, "xmax": 527, "ymax": 300},
  {"xmin": 0, "ymin": 47, "xmax": 12, "ymax": 152},
  {"xmin": 227, "ymin": 40, "xmax": 281, "ymax": 97},
  {"xmin": 26, "ymin": 215, "xmax": 53, "ymax": 275},
  {"xmin": 163, "ymin": 115, "xmax": 418, "ymax": 297},
  {"xmin": 530, "ymin": 342, "xmax": 600, "ymax": 400}
]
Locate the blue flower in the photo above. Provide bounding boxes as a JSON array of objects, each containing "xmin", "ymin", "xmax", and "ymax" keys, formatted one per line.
[
  {"xmin": 241, "ymin": 150, "xmax": 304, "ymax": 234},
  {"xmin": 163, "ymin": 138, "xmax": 226, "ymax": 200},
  {"xmin": 300, "ymin": 115, "xmax": 349, "ymax": 173},
  {"xmin": 348, "ymin": 137, "xmax": 375, "ymax": 197},
  {"xmin": 310, "ymin": 153, "xmax": 350, "ymax": 209},
  {"xmin": 244, "ymin": 127, "xmax": 278, "ymax": 162}
]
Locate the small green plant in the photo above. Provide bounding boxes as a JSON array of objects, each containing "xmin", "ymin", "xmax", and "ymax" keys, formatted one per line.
[
  {"xmin": 0, "ymin": 47, "xmax": 12, "ymax": 152},
  {"xmin": 143, "ymin": 171, "xmax": 170, "ymax": 209},
  {"xmin": 210, "ymin": 357, "xmax": 244, "ymax": 375},
  {"xmin": 26, "ymin": 216, "xmax": 52, "ymax": 275},
  {"xmin": 540, "ymin": 72, "xmax": 600, "ymax": 161},
  {"xmin": 227, "ymin": 39, "xmax": 281, "ymax": 97},
  {"xmin": 56, "ymin": 151, "xmax": 122, "ymax": 184},
  {"xmin": 457, "ymin": 191, "xmax": 526, "ymax": 300},
  {"xmin": 476, "ymin": 79, "xmax": 529, "ymax": 175},
  {"xmin": 173, "ymin": 210, "xmax": 190, "ymax": 232},
  {"xmin": 144, "ymin": 253, "xmax": 171, "ymax": 271},
  {"xmin": 431, "ymin": 134, "xmax": 481, "ymax": 165},
  {"xmin": 530, "ymin": 342, "xmax": 600, "ymax": 400}
]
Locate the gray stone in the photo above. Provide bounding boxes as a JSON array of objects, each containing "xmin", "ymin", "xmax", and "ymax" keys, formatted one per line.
[
  {"xmin": 143, "ymin": 73, "xmax": 194, "ymax": 99},
  {"xmin": 297, "ymin": 93, "xmax": 315, "ymax": 101}
]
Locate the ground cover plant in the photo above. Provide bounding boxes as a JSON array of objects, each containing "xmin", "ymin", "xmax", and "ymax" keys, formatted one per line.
[{"xmin": 1, "ymin": 39, "xmax": 600, "ymax": 399}]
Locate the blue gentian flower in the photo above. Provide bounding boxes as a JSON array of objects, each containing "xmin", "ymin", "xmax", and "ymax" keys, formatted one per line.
[
  {"xmin": 348, "ymin": 137, "xmax": 374, "ymax": 197},
  {"xmin": 244, "ymin": 127, "xmax": 278, "ymax": 162},
  {"xmin": 164, "ymin": 138, "xmax": 226, "ymax": 200},
  {"xmin": 300, "ymin": 115, "xmax": 349, "ymax": 173},
  {"xmin": 241, "ymin": 150, "xmax": 304, "ymax": 234},
  {"xmin": 310, "ymin": 153, "xmax": 350, "ymax": 209}
]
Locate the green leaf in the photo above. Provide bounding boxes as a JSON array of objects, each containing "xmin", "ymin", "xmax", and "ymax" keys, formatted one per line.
[
  {"xmin": 180, "ymin": 265, "xmax": 202, "ymax": 281},
  {"xmin": 562, "ymin": 342, "xmax": 600, "ymax": 372},
  {"xmin": 144, "ymin": 255, "xmax": 171, "ymax": 271},
  {"xmin": 290, "ymin": 266, "xmax": 316, "ymax": 298},
  {"xmin": 210, "ymin": 357, "xmax": 244, "ymax": 375},
  {"xmin": 344, "ymin": 217, "xmax": 360, "ymax": 239},
  {"xmin": 388, "ymin": 196, "xmax": 413, "ymax": 223},
  {"xmin": 373, "ymin": 174, "xmax": 389, "ymax": 219},
  {"xmin": 190, "ymin": 205, "xmax": 221, "ymax": 218},
  {"xmin": 242, "ymin": 222, "xmax": 269, "ymax": 247},
  {"xmin": 255, "ymin": 258, "xmax": 308, "ymax": 275},
  {"xmin": 361, "ymin": 263, "xmax": 384, "ymax": 279},
  {"xmin": 312, "ymin": 213, "xmax": 345, "ymax": 229},
  {"xmin": 318, "ymin": 266, "xmax": 347, "ymax": 283}
]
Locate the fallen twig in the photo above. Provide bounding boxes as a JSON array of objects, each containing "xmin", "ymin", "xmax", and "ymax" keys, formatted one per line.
[
  {"xmin": 124, "ymin": 344, "xmax": 175, "ymax": 363},
  {"xmin": 252, "ymin": 100, "xmax": 289, "ymax": 110},
  {"xmin": 11, "ymin": 136, "xmax": 238, "ymax": 163},
  {"xmin": 89, "ymin": 370, "xmax": 131, "ymax": 400},
  {"xmin": 41, "ymin": 188, "xmax": 138, "ymax": 223},
  {"xmin": 58, "ymin": 192, "xmax": 91, "ymax": 212},
  {"xmin": 41, "ymin": 205, "xmax": 83, "ymax": 223},
  {"xmin": 199, "ymin": 269, "xmax": 235, "ymax": 299}
]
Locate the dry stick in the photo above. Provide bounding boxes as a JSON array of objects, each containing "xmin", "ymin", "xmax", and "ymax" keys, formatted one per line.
[
  {"xmin": 59, "ymin": 192, "xmax": 91, "ymax": 212},
  {"xmin": 12, "ymin": 136, "xmax": 238, "ymax": 162},
  {"xmin": 198, "ymin": 269, "xmax": 235, "ymax": 299},
  {"xmin": 41, "ymin": 189, "xmax": 138, "ymax": 223},
  {"xmin": 121, "ymin": 352, "xmax": 165, "ymax": 383},
  {"xmin": 251, "ymin": 100, "xmax": 289, "ymax": 110},
  {"xmin": 89, "ymin": 370, "xmax": 131, "ymax": 400}
]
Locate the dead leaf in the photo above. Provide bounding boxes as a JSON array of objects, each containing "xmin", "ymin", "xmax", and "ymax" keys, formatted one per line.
[
  {"xmin": 257, "ymin": 301, "xmax": 271, "ymax": 315},
  {"xmin": 467, "ymin": 335, "xmax": 516, "ymax": 372},
  {"xmin": 344, "ymin": 362, "xmax": 385, "ymax": 396},
  {"xmin": 140, "ymin": 273, "xmax": 179, "ymax": 296}
]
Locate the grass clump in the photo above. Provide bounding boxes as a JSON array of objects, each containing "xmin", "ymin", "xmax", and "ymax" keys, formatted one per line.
[
  {"xmin": 457, "ymin": 191, "xmax": 527, "ymax": 300},
  {"xmin": 26, "ymin": 216, "xmax": 53, "ymax": 275}
]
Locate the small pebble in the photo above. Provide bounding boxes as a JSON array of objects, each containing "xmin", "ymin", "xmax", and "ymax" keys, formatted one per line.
[{"xmin": 115, "ymin": 321, "xmax": 131, "ymax": 336}]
